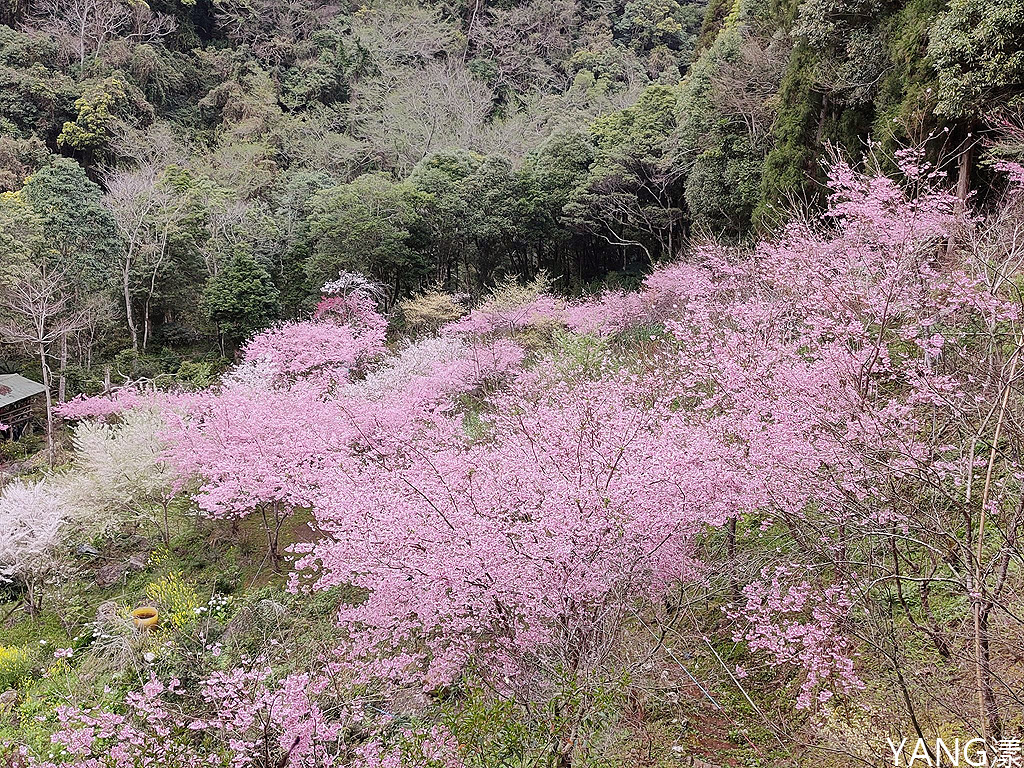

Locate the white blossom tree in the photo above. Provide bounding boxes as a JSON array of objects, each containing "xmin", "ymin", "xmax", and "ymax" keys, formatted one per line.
[
  {"xmin": 67, "ymin": 410, "xmax": 179, "ymax": 545},
  {"xmin": 0, "ymin": 479, "xmax": 67, "ymax": 618}
]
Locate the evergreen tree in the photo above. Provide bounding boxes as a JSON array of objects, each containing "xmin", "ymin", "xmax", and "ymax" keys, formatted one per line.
[{"xmin": 202, "ymin": 252, "xmax": 280, "ymax": 353}]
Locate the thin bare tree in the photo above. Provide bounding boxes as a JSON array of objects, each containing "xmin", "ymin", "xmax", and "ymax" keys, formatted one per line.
[
  {"xmin": 0, "ymin": 266, "xmax": 85, "ymax": 465},
  {"xmin": 31, "ymin": 0, "xmax": 175, "ymax": 65}
]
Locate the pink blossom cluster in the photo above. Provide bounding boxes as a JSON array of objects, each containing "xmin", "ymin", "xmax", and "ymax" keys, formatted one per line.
[
  {"xmin": 353, "ymin": 727, "xmax": 466, "ymax": 768},
  {"xmin": 447, "ymin": 292, "xmax": 567, "ymax": 336},
  {"xmin": 735, "ymin": 570, "xmax": 864, "ymax": 709},
  {"xmin": 243, "ymin": 294, "xmax": 386, "ymax": 383},
  {"xmin": 995, "ymin": 160, "xmax": 1024, "ymax": 193},
  {"xmin": 294, "ymin": 370, "xmax": 740, "ymax": 690},
  {"xmin": 37, "ymin": 664, "xmax": 345, "ymax": 768},
  {"xmin": 160, "ymin": 331, "xmax": 526, "ymax": 524},
  {"xmin": 58, "ymin": 387, "xmax": 146, "ymax": 420}
]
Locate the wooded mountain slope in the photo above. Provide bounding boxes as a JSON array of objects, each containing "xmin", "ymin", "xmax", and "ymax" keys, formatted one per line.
[{"xmin": 1, "ymin": 0, "xmax": 1022, "ymax": 379}]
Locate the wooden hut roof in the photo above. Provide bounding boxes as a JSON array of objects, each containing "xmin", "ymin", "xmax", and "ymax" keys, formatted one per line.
[{"xmin": 0, "ymin": 374, "xmax": 46, "ymax": 409}]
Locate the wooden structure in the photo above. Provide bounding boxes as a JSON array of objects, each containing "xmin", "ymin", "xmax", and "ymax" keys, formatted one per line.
[{"xmin": 0, "ymin": 373, "xmax": 46, "ymax": 438}]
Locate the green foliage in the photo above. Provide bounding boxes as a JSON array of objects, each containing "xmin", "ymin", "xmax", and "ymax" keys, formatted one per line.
[
  {"xmin": 305, "ymin": 173, "xmax": 428, "ymax": 295},
  {"xmin": 20, "ymin": 158, "xmax": 120, "ymax": 287},
  {"xmin": 753, "ymin": 43, "xmax": 821, "ymax": 228},
  {"xmin": 0, "ymin": 136, "xmax": 48, "ymax": 192},
  {"xmin": 111, "ymin": 348, "xmax": 177, "ymax": 380},
  {"xmin": 58, "ymin": 76, "xmax": 153, "ymax": 153},
  {"xmin": 567, "ymin": 37, "xmax": 646, "ymax": 94},
  {"xmin": 696, "ymin": 0, "xmax": 737, "ymax": 51},
  {"xmin": 794, "ymin": 0, "xmax": 887, "ymax": 105},
  {"xmin": 438, "ymin": 687, "xmax": 539, "ymax": 766},
  {"xmin": 175, "ymin": 359, "xmax": 215, "ymax": 388},
  {"xmin": 567, "ymin": 86, "xmax": 684, "ymax": 262},
  {"xmin": 0, "ymin": 28, "xmax": 76, "ymax": 141},
  {"xmin": 673, "ymin": 26, "xmax": 766, "ymax": 236},
  {"xmin": 549, "ymin": 329, "xmax": 610, "ymax": 379},
  {"xmin": 433, "ymin": 671, "xmax": 629, "ymax": 767},
  {"xmin": 928, "ymin": 0, "xmax": 1024, "ymax": 117},
  {"xmin": 590, "ymin": 85, "xmax": 680, "ymax": 159},
  {"xmin": 684, "ymin": 134, "xmax": 762, "ymax": 233},
  {"xmin": 525, "ymin": 132, "xmax": 597, "ymax": 269},
  {"xmin": 202, "ymin": 252, "xmax": 280, "ymax": 348},
  {"xmin": 407, "ymin": 150, "xmax": 481, "ymax": 287},
  {"xmin": 0, "ymin": 190, "xmax": 44, "ymax": 278},
  {"xmin": 616, "ymin": 0, "xmax": 703, "ymax": 55},
  {"xmin": 459, "ymin": 157, "xmax": 542, "ymax": 279},
  {"xmin": 279, "ymin": 27, "xmax": 357, "ymax": 110},
  {"xmin": 0, "ymin": 0, "xmax": 1014, "ymax": 348},
  {"xmin": 872, "ymin": 0, "xmax": 944, "ymax": 145}
]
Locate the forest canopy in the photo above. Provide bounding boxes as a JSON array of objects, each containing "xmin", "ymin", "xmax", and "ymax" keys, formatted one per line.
[{"xmin": 1, "ymin": 0, "xmax": 1021, "ymax": 386}]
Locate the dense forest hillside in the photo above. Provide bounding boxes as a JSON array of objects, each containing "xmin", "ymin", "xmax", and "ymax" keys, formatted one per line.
[
  {"xmin": 3, "ymin": 0, "xmax": 1024, "ymax": 766},
  {"xmin": 2, "ymin": 0, "xmax": 1022, "ymax": 387}
]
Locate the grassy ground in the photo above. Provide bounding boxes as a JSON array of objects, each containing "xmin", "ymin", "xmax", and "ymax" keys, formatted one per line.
[{"xmin": 0, "ymin": 504, "xmax": 357, "ymax": 751}]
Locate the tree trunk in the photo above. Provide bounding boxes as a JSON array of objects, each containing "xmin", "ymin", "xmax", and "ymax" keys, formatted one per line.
[
  {"xmin": 124, "ymin": 252, "xmax": 138, "ymax": 352},
  {"xmin": 728, "ymin": 517, "xmax": 739, "ymax": 603},
  {"xmin": 956, "ymin": 138, "xmax": 973, "ymax": 204},
  {"xmin": 38, "ymin": 342, "xmax": 54, "ymax": 467},
  {"xmin": 162, "ymin": 501, "xmax": 171, "ymax": 547},
  {"xmin": 946, "ymin": 129, "xmax": 974, "ymax": 256},
  {"xmin": 26, "ymin": 577, "xmax": 39, "ymax": 619},
  {"xmin": 58, "ymin": 333, "xmax": 68, "ymax": 404},
  {"xmin": 261, "ymin": 503, "xmax": 285, "ymax": 571},
  {"xmin": 143, "ymin": 299, "xmax": 151, "ymax": 350},
  {"xmin": 974, "ymin": 602, "xmax": 1002, "ymax": 739}
]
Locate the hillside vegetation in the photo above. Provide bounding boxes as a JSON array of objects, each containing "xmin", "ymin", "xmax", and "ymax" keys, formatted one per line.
[
  {"xmin": 2, "ymin": 0, "xmax": 1024, "ymax": 765},
  {"xmin": 0, "ymin": 0, "xmax": 1022, "ymax": 374}
]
